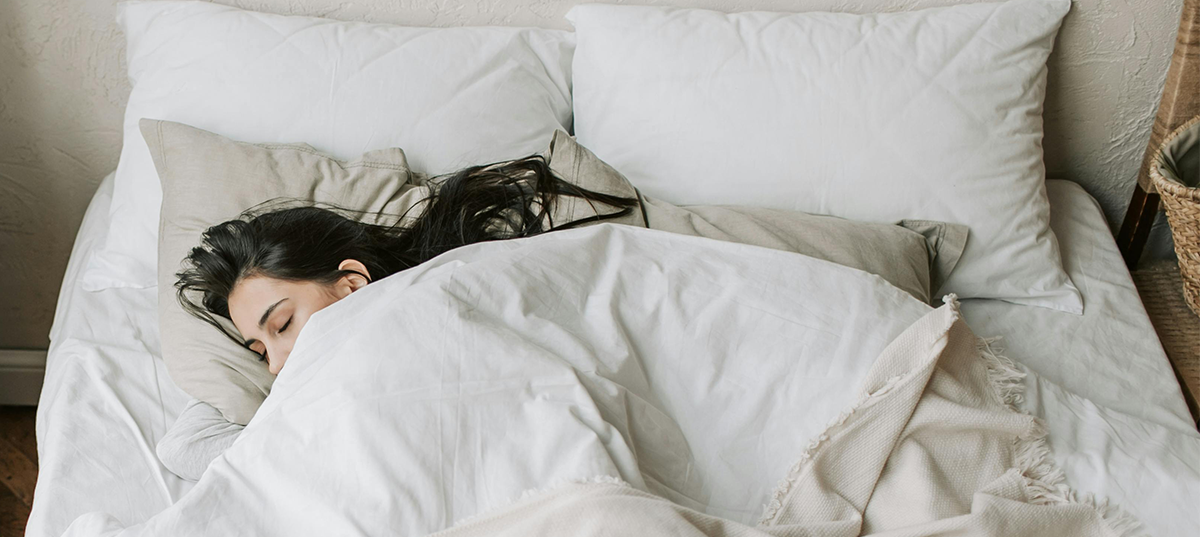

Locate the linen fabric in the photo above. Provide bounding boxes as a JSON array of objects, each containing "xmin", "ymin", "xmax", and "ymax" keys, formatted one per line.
[
  {"xmin": 547, "ymin": 131, "xmax": 968, "ymax": 302},
  {"xmin": 567, "ymin": 0, "xmax": 1082, "ymax": 312},
  {"xmin": 154, "ymin": 400, "xmax": 243, "ymax": 482},
  {"xmin": 422, "ymin": 306, "xmax": 1119, "ymax": 537},
  {"xmin": 57, "ymin": 227, "xmax": 1123, "ymax": 536},
  {"xmin": 83, "ymin": 0, "xmax": 575, "ymax": 290}
]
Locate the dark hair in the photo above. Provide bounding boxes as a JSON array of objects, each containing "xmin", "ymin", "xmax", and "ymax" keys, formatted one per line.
[{"xmin": 176, "ymin": 155, "xmax": 637, "ymax": 345}]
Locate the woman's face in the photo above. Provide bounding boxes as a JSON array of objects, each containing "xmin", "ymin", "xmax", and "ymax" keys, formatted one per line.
[{"xmin": 228, "ymin": 260, "xmax": 370, "ymax": 375}]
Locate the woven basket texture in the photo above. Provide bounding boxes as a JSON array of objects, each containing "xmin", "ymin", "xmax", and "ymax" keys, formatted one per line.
[
  {"xmin": 1132, "ymin": 261, "xmax": 1200, "ymax": 424},
  {"xmin": 1151, "ymin": 115, "xmax": 1200, "ymax": 315}
]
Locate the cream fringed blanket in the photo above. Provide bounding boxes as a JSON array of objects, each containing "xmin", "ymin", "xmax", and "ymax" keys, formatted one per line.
[{"xmin": 431, "ymin": 301, "xmax": 1134, "ymax": 537}]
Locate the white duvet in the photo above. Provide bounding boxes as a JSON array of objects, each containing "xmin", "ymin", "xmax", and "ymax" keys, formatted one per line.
[{"xmin": 65, "ymin": 224, "xmax": 940, "ymax": 535}]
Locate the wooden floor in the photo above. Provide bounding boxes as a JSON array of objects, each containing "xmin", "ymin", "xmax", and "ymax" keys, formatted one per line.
[{"xmin": 0, "ymin": 406, "xmax": 36, "ymax": 537}]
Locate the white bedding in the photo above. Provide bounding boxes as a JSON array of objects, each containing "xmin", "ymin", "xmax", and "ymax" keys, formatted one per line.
[
  {"xmin": 62, "ymin": 221, "xmax": 942, "ymax": 536},
  {"xmin": 962, "ymin": 180, "xmax": 1195, "ymax": 432},
  {"xmin": 29, "ymin": 175, "xmax": 1199, "ymax": 536},
  {"xmin": 31, "ymin": 174, "xmax": 193, "ymax": 534},
  {"xmin": 961, "ymin": 181, "xmax": 1200, "ymax": 536}
]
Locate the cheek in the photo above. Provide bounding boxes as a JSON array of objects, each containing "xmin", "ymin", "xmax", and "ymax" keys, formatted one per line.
[
  {"xmin": 323, "ymin": 283, "xmax": 350, "ymax": 304},
  {"xmin": 312, "ymin": 286, "xmax": 349, "ymax": 315},
  {"xmin": 322, "ymin": 290, "xmax": 344, "ymax": 308},
  {"xmin": 290, "ymin": 291, "xmax": 344, "ymax": 343}
]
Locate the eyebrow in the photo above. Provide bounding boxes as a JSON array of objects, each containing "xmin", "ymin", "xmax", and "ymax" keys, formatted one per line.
[
  {"xmin": 258, "ymin": 298, "xmax": 288, "ymax": 328},
  {"xmin": 242, "ymin": 298, "xmax": 289, "ymax": 353}
]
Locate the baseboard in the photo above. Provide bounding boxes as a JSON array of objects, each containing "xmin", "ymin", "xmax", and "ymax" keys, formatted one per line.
[{"xmin": 0, "ymin": 349, "xmax": 46, "ymax": 405}]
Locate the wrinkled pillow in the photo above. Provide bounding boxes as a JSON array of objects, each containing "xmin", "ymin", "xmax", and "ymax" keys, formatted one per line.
[
  {"xmin": 145, "ymin": 119, "xmax": 426, "ymax": 424},
  {"xmin": 546, "ymin": 131, "xmax": 968, "ymax": 303}
]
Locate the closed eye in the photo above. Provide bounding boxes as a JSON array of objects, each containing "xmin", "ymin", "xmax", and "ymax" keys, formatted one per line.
[
  {"xmin": 279, "ymin": 317, "xmax": 292, "ymax": 334},
  {"xmin": 244, "ymin": 338, "xmax": 267, "ymax": 363}
]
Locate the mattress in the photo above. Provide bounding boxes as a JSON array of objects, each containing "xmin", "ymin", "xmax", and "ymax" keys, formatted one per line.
[{"xmin": 28, "ymin": 175, "xmax": 1199, "ymax": 536}]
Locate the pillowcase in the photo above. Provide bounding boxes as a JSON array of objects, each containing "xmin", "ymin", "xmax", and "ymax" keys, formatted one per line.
[
  {"xmin": 547, "ymin": 131, "xmax": 968, "ymax": 303},
  {"xmin": 146, "ymin": 118, "xmax": 430, "ymax": 424},
  {"xmin": 147, "ymin": 120, "xmax": 965, "ymax": 423},
  {"xmin": 567, "ymin": 0, "xmax": 1082, "ymax": 313},
  {"xmin": 83, "ymin": 0, "xmax": 575, "ymax": 291}
]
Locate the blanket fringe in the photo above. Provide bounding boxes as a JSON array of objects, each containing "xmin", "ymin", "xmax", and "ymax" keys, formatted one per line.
[
  {"xmin": 450, "ymin": 475, "xmax": 630, "ymax": 528},
  {"xmin": 759, "ymin": 301, "xmax": 960, "ymax": 525},
  {"xmin": 760, "ymin": 322, "xmax": 1147, "ymax": 535},
  {"xmin": 758, "ymin": 373, "xmax": 906, "ymax": 525},
  {"xmin": 977, "ymin": 337, "xmax": 1148, "ymax": 537},
  {"xmin": 515, "ymin": 475, "xmax": 629, "ymax": 503}
]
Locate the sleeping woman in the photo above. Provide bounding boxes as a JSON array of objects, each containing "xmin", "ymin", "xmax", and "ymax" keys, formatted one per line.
[
  {"xmin": 157, "ymin": 147, "xmax": 956, "ymax": 481},
  {"xmin": 156, "ymin": 156, "xmax": 642, "ymax": 480}
]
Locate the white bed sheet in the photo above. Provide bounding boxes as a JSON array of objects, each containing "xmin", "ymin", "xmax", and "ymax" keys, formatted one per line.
[
  {"xmin": 962, "ymin": 180, "xmax": 1194, "ymax": 433},
  {"xmin": 29, "ymin": 173, "xmax": 195, "ymax": 536},
  {"xmin": 963, "ymin": 181, "xmax": 1200, "ymax": 537},
  {"xmin": 28, "ymin": 176, "xmax": 1198, "ymax": 536}
]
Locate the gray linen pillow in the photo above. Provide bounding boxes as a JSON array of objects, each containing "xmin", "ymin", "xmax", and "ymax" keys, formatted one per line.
[
  {"xmin": 545, "ymin": 130, "xmax": 968, "ymax": 302},
  {"xmin": 145, "ymin": 119, "xmax": 426, "ymax": 424}
]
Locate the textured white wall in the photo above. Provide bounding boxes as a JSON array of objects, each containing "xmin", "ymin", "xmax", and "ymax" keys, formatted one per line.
[{"xmin": 0, "ymin": 0, "xmax": 1184, "ymax": 348}]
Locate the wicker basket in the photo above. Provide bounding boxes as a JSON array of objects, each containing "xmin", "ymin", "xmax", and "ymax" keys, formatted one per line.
[{"xmin": 1150, "ymin": 114, "xmax": 1200, "ymax": 315}]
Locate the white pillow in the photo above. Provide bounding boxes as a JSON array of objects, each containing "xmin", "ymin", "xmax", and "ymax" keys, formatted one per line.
[
  {"xmin": 567, "ymin": 0, "xmax": 1082, "ymax": 313},
  {"xmin": 82, "ymin": 0, "xmax": 574, "ymax": 290}
]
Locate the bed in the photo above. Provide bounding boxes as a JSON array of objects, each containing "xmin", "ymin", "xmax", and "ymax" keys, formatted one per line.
[
  {"xmin": 25, "ymin": 0, "xmax": 1200, "ymax": 536},
  {"xmin": 28, "ymin": 172, "xmax": 1198, "ymax": 536}
]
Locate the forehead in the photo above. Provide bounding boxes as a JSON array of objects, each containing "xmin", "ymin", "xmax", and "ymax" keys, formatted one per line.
[{"xmin": 228, "ymin": 277, "xmax": 305, "ymax": 330}]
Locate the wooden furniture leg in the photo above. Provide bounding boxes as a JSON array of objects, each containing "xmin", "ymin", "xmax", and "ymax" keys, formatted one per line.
[{"xmin": 1118, "ymin": 184, "xmax": 1161, "ymax": 268}]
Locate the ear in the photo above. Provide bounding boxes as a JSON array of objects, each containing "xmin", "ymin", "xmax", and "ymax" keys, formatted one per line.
[{"xmin": 335, "ymin": 259, "xmax": 372, "ymax": 297}]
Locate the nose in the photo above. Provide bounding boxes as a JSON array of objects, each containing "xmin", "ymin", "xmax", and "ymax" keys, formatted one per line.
[{"xmin": 267, "ymin": 344, "xmax": 292, "ymax": 375}]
